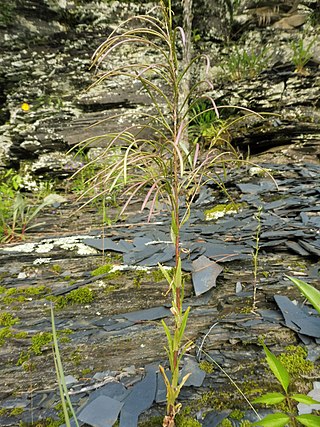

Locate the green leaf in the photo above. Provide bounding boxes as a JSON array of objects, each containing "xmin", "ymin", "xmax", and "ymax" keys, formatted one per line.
[
  {"xmin": 251, "ymin": 413, "xmax": 290, "ymax": 427},
  {"xmin": 296, "ymin": 414, "xmax": 320, "ymax": 427},
  {"xmin": 286, "ymin": 275, "xmax": 320, "ymax": 314},
  {"xmin": 178, "ymin": 306, "xmax": 190, "ymax": 342},
  {"xmin": 291, "ymin": 393, "xmax": 320, "ymax": 405},
  {"xmin": 158, "ymin": 263, "xmax": 172, "ymax": 286},
  {"xmin": 263, "ymin": 344, "xmax": 290, "ymax": 393},
  {"xmin": 252, "ymin": 392, "xmax": 285, "ymax": 405}
]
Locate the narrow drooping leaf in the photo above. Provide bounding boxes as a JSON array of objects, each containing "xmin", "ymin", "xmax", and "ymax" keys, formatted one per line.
[
  {"xmin": 286, "ymin": 275, "xmax": 320, "ymax": 314},
  {"xmin": 252, "ymin": 392, "xmax": 285, "ymax": 405},
  {"xmin": 251, "ymin": 413, "xmax": 290, "ymax": 427},
  {"xmin": 291, "ymin": 394, "xmax": 320, "ymax": 405},
  {"xmin": 51, "ymin": 307, "xmax": 79, "ymax": 427},
  {"xmin": 263, "ymin": 344, "xmax": 290, "ymax": 393},
  {"xmin": 296, "ymin": 414, "xmax": 320, "ymax": 427}
]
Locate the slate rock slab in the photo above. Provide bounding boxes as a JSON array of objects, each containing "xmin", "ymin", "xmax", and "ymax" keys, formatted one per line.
[
  {"xmin": 180, "ymin": 357, "xmax": 206, "ymax": 387},
  {"xmin": 119, "ymin": 363, "xmax": 158, "ymax": 427},
  {"xmin": 78, "ymin": 395, "xmax": 124, "ymax": 427},
  {"xmin": 192, "ymin": 255, "xmax": 223, "ymax": 296},
  {"xmin": 274, "ymin": 295, "xmax": 320, "ymax": 338}
]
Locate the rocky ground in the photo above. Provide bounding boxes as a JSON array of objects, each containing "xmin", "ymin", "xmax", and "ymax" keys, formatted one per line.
[{"xmin": 0, "ymin": 1, "xmax": 320, "ymax": 426}]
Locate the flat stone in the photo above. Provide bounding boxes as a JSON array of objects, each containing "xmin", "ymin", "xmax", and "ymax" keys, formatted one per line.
[
  {"xmin": 119, "ymin": 363, "xmax": 157, "ymax": 427},
  {"xmin": 123, "ymin": 306, "xmax": 171, "ymax": 322},
  {"xmin": 274, "ymin": 295, "xmax": 320, "ymax": 338},
  {"xmin": 192, "ymin": 255, "xmax": 223, "ymax": 296},
  {"xmin": 180, "ymin": 357, "xmax": 206, "ymax": 387},
  {"xmin": 78, "ymin": 395, "xmax": 124, "ymax": 427}
]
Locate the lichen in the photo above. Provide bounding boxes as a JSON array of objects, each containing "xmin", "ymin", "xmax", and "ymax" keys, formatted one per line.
[{"xmin": 204, "ymin": 203, "xmax": 244, "ymax": 221}]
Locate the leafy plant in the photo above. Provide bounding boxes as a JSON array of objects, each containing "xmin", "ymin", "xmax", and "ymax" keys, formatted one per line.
[
  {"xmin": 221, "ymin": 46, "xmax": 270, "ymax": 80},
  {"xmin": 73, "ymin": 1, "xmax": 260, "ymax": 424},
  {"xmin": 291, "ymin": 37, "xmax": 316, "ymax": 74},
  {"xmin": 0, "ymin": 191, "xmax": 53, "ymax": 243},
  {"xmin": 221, "ymin": 46, "xmax": 270, "ymax": 81},
  {"xmin": 0, "ymin": 168, "xmax": 57, "ymax": 242},
  {"xmin": 252, "ymin": 344, "xmax": 320, "ymax": 427}
]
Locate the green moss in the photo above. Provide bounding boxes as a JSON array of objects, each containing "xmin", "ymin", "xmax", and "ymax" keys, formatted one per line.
[
  {"xmin": 91, "ymin": 264, "xmax": 113, "ymax": 276},
  {"xmin": 0, "ymin": 312, "xmax": 19, "ymax": 326},
  {"xmin": 278, "ymin": 345, "xmax": 314, "ymax": 378},
  {"xmin": 152, "ymin": 269, "xmax": 165, "ymax": 282},
  {"xmin": 133, "ymin": 270, "xmax": 148, "ymax": 288},
  {"xmin": 31, "ymin": 332, "xmax": 54, "ymax": 355},
  {"xmin": 230, "ymin": 410, "xmax": 244, "ymax": 420},
  {"xmin": 14, "ymin": 331, "xmax": 28, "ymax": 339},
  {"xmin": 139, "ymin": 416, "xmax": 162, "ymax": 426},
  {"xmin": 81, "ymin": 368, "xmax": 92, "ymax": 376},
  {"xmin": 70, "ymin": 349, "xmax": 81, "ymax": 366},
  {"xmin": 6, "ymin": 287, "xmax": 17, "ymax": 295},
  {"xmin": 218, "ymin": 419, "xmax": 233, "ymax": 427},
  {"xmin": 199, "ymin": 360, "xmax": 214, "ymax": 374},
  {"xmin": 23, "ymin": 285, "xmax": 46, "ymax": 295},
  {"xmin": 0, "ymin": 326, "xmax": 13, "ymax": 345},
  {"xmin": 0, "ymin": 286, "xmax": 5, "ymax": 293},
  {"xmin": 29, "ymin": 329, "xmax": 71, "ymax": 356},
  {"xmin": 239, "ymin": 421, "xmax": 252, "ymax": 427},
  {"xmin": 55, "ymin": 287, "xmax": 94, "ymax": 308},
  {"xmin": 175, "ymin": 414, "xmax": 201, "ymax": 427},
  {"xmin": 51, "ymin": 264, "xmax": 63, "ymax": 274},
  {"xmin": 10, "ymin": 407, "xmax": 24, "ymax": 416},
  {"xmin": 104, "ymin": 285, "xmax": 117, "ymax": 295}
]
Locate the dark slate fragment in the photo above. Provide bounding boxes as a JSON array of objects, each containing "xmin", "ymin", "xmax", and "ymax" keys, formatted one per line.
[
  {"xmin": 261, "ymin": 230, "xmax": 306, "ymax": 239},
  {"xmin": 285, "ymin": 241, "xmax": 310, "ymax": 256},
  {"xmin": 300, "ymin": 212, "xmax": 309, "ymax": 225},
  {"xmin": 119, "ymin": 363, "xmax": 157, "ymax": 427},
  {"xmin": 155, "ymin": 370, "xmax": 171, "ymax": 403},
  {"xmin": 192, "ymin": 255, "xmax": 223, "ymax": 296},
  {"xmin": 237, "ymin": 181, "xmax": 275, "ymax": 194},
  {"xmin": 132, "ymin": 236, "xmax": 153, "ymax": 250},
  {"xmin": 257, "ymin": 309, "xmax": 284, "ymax": 323},
  {"xmin": 180, "ymin": 357, "xmax": 206, "ymax": 387},
  {"xmin": 123, "ymin": 306, "xmax": 170, "ymax": 322},
  {"xmin": 299, "ymin": 240, "xmax": 320, "ymax": 257},
  {"xmin": 263, "ymin": 199, "xmax": 287, "ymax": 210},
  {"xmin": 78, "ymin": 395, "xmax": 124, "ymax": 427},
  {"xmin": 83, "ymin": 238, "xmax": 133, "ymax": 253},
  {"xmin": 123, "ymin": 244, "xmax": 162, "ymax": 264},
  {"xmin": 203, "ymin": 242, "xmax": 250, "ymax": 262},
  {"xmin": 202, "ymin": 410, "xmax": 231, "ymax": 427},
  {"xmin": 102, "ymin": 320, "xmax": 134, "ymax": 332},
  {"xmin": 88, "ymin": 382, "xmax": 130, "ymax": 404},
  {"xmin": 274, "ymin": 295, "xmax": 320, "ymax": 338},
  {"xmin": 308, "ymin": 217, "xmax": 320, "ymax": 227},
  {"xmin": 194, "ymin": 186, "xmax": 215, "ymax": 206},
  {"xmin": 138, "ymin": 246, "xmax": 175, "ymax": 266}
]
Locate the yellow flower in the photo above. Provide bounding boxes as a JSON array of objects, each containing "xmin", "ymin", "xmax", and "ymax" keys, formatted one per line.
[{"xmin": 21, "ymin": 102, "xmax": 30, "ymax": 112}]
